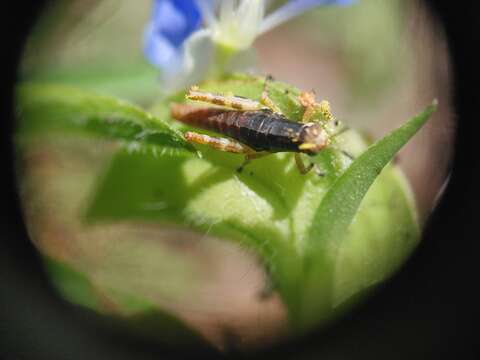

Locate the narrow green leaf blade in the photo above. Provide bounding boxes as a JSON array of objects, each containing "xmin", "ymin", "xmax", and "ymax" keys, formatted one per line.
[
  {"xmin": 309, "ymin": 100, "xmax": 437, "ymax": 245},
  {"xmin": 16, "ymin": 84, "xmax": 196, "ymax": 157},
  {"xmin": 296, "ymin": 101, "xmax": 437, "ymax": 329}
]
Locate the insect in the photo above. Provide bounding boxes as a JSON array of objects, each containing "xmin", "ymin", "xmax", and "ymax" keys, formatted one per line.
[{"xmin": 171, "ymin": 79, "xmax": 342, "ymax": 174}]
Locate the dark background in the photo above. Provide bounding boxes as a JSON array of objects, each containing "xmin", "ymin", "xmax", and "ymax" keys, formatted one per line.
[{"xmin": 1, "ymin": 1, "xmax": 478, "ymax": 359}]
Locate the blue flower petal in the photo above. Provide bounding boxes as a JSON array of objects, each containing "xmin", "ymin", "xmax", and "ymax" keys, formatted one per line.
[
  {"xmin": 144, "ymin": 0, "xmax": 206, "ymax": 70},
  {"xmin": 144, "ymin": 0, "xmax": 356, "ymax": 88},
  {"xmin": 153, "ymin": 0, "xmax": 202, "ymax": 46},
  {"xmin": 144, "ymin": 23, "xmax": 180, "ymax": 71}
]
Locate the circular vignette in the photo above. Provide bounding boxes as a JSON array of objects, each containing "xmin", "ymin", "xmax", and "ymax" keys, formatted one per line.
[{"xmin": 1, "ymin": 1, "xmax": 479, "ymax": 360}]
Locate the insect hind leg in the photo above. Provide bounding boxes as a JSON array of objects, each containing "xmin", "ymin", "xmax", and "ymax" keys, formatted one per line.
[
  {"xmin": 184, "ymin": 131, "xmax": 251, "ymax": 154},
  {"xmin": 184, "ymin": 131, "xmax": 268, "ymax": 172},
  {"xmin": 187, "ymin": 86, "xmax": 265, "ymax": 111},
  {"xmin": 186, "ymin": 79, "xmax": 284, "ymax": 115}
]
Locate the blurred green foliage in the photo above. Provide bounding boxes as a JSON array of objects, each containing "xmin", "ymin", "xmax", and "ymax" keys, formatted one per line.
[
  {"xmin": 44, "ymin": 257, "xmax": 209, "ymax": 346},
  {"xmin": 16, "ymin": 0, "xmax": 434, "ymax": 347},
  {"xmin": 301, "ymin": 0, "xmax": 409, "ymax": 104},
  {"xmin": 17, "ymin": 75, "xmax": 434, "ymax": 335},
  {"xmin": 21, "ymin": 0, "xmax": 410, "ymax": 106}
]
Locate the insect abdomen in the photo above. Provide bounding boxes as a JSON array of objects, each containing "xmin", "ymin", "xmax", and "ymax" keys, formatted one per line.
[
  {"xmin": 170, "ymin": 104, "xmax": 304, "ymax": 152},
  {"xmin": 210, "ymin": 111, "xmax": 303, "ymax": 152}
]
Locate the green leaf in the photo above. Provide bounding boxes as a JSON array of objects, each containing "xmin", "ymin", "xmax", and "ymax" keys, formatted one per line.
[
  {"xmin": 82, "ymin": 76, "xmax": 435, "ymax": 334},
  {"xmin": 310, "ymin": 101, "xmax": 437, "ymax": 244},
  {"xmin": 22, "ymin": 62, "xmax": 161, "ymax": 103},
  {"xmin": 296, "ymin": 100, "xmax": 438, "ymax": 329},
  {"xmin": 16, "ymin": 84, "xmax": 196, "ymax": 157},
  {"xmin": 43, "ymin": 257, "xmax": 209, "ymax": 346},
  {"xmin": 43, "ymin": 257, "xmax": 100, "ymax": 310}
]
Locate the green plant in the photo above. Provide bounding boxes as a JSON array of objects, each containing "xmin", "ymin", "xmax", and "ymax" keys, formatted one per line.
[{"xmin": 17, "ymin": 75, "xmax": 436, "ymax": 338}]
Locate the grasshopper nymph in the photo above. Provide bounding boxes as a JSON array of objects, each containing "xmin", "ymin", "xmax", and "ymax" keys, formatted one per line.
[{"xmin": 171, "ymin": 79, "xmax": 341, "ymax": 174}]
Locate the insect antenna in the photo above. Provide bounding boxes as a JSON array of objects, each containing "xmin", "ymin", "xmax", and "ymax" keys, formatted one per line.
[
  {"xmin": 331, "ymin": 125, "xmax": 351, "ymax": 138},
  {"xmin": 328, "ymin": 124, "xmax": 356, "ymax": 161}
]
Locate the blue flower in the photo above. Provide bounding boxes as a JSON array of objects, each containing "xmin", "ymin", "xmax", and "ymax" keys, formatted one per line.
[
  {"xmin": 144, "ymin": 0, "xmax": 203, "ymax": 71},
  {"xmin": 144, "ymin": 0, "xmax": 355, "ymax": 92}
]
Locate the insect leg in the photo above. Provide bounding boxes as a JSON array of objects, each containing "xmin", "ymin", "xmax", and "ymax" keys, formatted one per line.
[
  {"xmin": 294, "ymin": 153, "xmax": 314, "ymax": 175},
  {"xmin": 237, "ymin": 152, "xmax": 270, "ymax": 173},
  {"xmin": 260, "ymin": 75, "xmax": 283, "ymax": 114},
  {"xmin": 299, "ymin": 90, "xmax": 334, "ymax": 123},
  {"xmin": 184, "ymin": 131, "xmax": 271, "ymax": 172},
  {"xmin": 294, "ymin": 153, "xmax": 327, "ymax": 176},
  {"xmin": 341, "ymin": 150, "xmax": 355, "ymax": 161},
  {"xmin": 299, "ymin": 90, "xmax": 317, "ymax": 123},
  {"xmin": 318, "ymin": 100, "xmax": 334, "ymax": 121},
  {"xmin": 331, "ymin": 123, "xmax": 350, "ymax": 138},
  {"xmin": 184, "ymin": 131, "xmax": 253, "ymax": 154},
  {"xmin": 187, "ymin": 86, "xmax": 265, "ymax": 111}
]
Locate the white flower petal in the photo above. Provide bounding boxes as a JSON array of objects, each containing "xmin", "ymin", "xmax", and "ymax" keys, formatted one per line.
[
  {"xmin": 260, "ymin": 0, "xmax": 339, "ymax": 34},
  {"xmin": 161, "ymin": 29, "xmax": 215, "ymax": 93},
  {"xmin": 219, "ymin": 0, "xmax": 235, "ymax": 23},
  {"xmin": 194, "ymin": 0, "xmax": 218, "ymax": 27},
  {"xmin": 214, "ymin": 0, "xmax": 265, "ymax": 49},
  {"xmin": 236, "ymin": 0, "xmax": 265, "ymax": 47}
]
